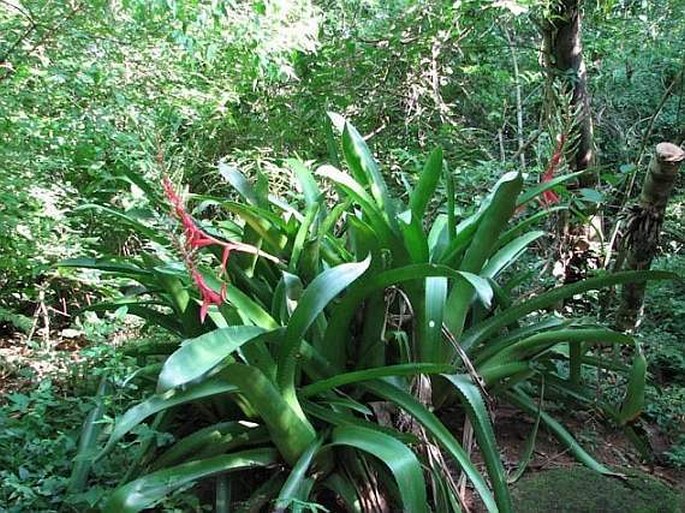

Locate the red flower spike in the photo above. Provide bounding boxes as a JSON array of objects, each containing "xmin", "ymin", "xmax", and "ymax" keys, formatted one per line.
[
  {"xmin": 191, "ymin": 269, "xmax": 224, "ymax": 323},
  {"xmin": 221, "ymin": 246, "xmax": 231, "ymax": 274},
  {"xmin": 162, "ymin": 175, "xmax": 277, "ymax": 323},
  {"xmin": 540, "ymin": 134, "xmax": 566, "ymax": 206},
  {"xmin": 162, "ymin": 176, "xmax": 234, "ymax": 323}
]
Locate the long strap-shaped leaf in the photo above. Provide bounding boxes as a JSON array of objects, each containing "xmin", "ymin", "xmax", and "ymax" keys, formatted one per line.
[
  {"xmin": 317, "ymin": 164, "xmax": 394, "ymax": 249},
  {"xmin": 300, "ymin": 363, "xmax": 454, "ymax": 397},
  {"xmin": 275, "ymin": 437, "xmax": 324, "ymax": 512},
  {"xmin": 410, "ymin": 148, "xmax": 443, "ymax": 221},
  {"xmin": 97, "ymin": 363, "xmax": 315, "ymax": 466},
  {"xmin": 75, "ymin": 204, "xmax": 168, "ymax": 244},
  {"xmin": 341, "ymin": 120, "xmax": 398, "ymax": 232},
  {"xmin": 441, "ymin": 374, "xmax": 513, "ymax": 513},
  {"xmin": 422, "ymin": 276, "xmax": 448, "ymax": 362},
  {"xmin": 617, "ymin": 346, "xmax": 647, "ymax": 425},
  {"xmin": 103, "ymin": 448, "xmax": 279, "ymax": 513},
  {"xmin": 68, "ymin": 378, "xmax": 111, "ymax": 493},
  {"xmin": 461, "ymin": 270, "xmax": 676, "ymax": 352},
  {"xmin": 505, "ymin": 387, "xmax": 620, "ymax": 476},
  {"xmin": 221, "ymin": 363, "xmax": 316, "ymax": 465},
  {"xmin": 477, "ymin": 328, "xmax": 635, "ymax": 382},
  {"xmin": 276, "ymin": 257, "xmax": 371, "ymax": 417},
  {"xmin": 157, "ymin": 326, "xmax": 267, "ymax": 392},
  {"xmin": 515, "ymin": 170, "xmax": 586, "ymax": 207},
  {"xmin": 97, "ymin": 375, "xmax": 240, "ymax": 459},
  {"xmin": 481, "ymin": 231, "xmax": 545, "ymax": 279},
  {"xmin": 331, "ymin": 425, "xmax": 428, "ymax": 513},
  {"xmin": 363, "ymin": 380, "xmax": 498, "ymax": 512},
  {"xmin": 324, "ymin": 263, "xmax": 492, "ymax": 366},
  {"xmin": 152, "ymin": 422, "xmax": 269, "ymax": 470},
  {"xmin": 444, "ymin": 171, "xmax": 523, "ymax": 340}
]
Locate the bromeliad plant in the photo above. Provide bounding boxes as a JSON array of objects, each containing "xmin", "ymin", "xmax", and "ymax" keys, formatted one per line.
[{"xmin": 64, "ymin": 115, "xmax": 672, "ymax": 512}]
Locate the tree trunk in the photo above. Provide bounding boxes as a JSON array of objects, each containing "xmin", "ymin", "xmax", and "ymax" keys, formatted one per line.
[
  {"xmin": 541, "ymin": 0, "xmax": 595, "ymax": 183},
  {"xmin": 616, "ymin": 143, "xmax": 685, "ymax": 331}
]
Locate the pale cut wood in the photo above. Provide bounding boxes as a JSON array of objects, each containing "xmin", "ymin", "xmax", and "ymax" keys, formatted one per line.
[{"xmin": 617, "ymin": 143, "xmax": 684, "ymax": 331}]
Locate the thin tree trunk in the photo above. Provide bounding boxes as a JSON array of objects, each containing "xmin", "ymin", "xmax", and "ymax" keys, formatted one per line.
[
  {"xmin": 616, "ymin": 143, "xmax": 685, "ymax": 331},
  {"xmin": 541, "ymin": 0, "xmax": 595, "ymax": 184}
]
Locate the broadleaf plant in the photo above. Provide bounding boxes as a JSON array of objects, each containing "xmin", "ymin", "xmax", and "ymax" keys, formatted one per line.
[{"xmin": 63, "ymin": 116, "xmax": 673, "ymax": 512}]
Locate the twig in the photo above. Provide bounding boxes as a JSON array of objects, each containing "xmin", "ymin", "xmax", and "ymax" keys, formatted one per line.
[
  {"xmin": 1, "ymin": 2, "xmax": 84, "ymax": 81},
  {"xmin": 624, "ymin": 69, "xmax": 683, "ymax": 201},
  {"xmin": 504, "ymin": 27, "xmax": 526, "ymax": 169}
]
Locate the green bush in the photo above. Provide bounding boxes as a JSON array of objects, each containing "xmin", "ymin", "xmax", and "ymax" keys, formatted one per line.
[{"xmin": 62, "ymin": 117, "xmax": 670, "ymax": 512}]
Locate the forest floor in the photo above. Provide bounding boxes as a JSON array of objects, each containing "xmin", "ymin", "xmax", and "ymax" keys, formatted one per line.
[{"xmin": 1, "ymin": 331, "xmax": 684, "ymax": 512}]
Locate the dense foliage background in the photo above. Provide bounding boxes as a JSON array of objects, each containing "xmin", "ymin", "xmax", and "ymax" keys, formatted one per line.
[{"xmin": 0, "ymin": 0, "xmax": 683, "ymax": 512}]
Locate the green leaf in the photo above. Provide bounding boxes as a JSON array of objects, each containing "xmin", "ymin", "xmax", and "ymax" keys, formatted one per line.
[
  {"xmin": 497, "ymin": 206, "xmax": 566, "ymax": 249},
  {"xmin": 98, "ymin": 375, "xmax": 239, "ymax": 459},
  {"xmin": 211, "ymin": 200, "xmax": 289, "ymax": 250},
  {"xmin": 222, "ymin": 286, "xmax": 278, "ymax": 331},
  {"xmin": 220, "ymin": 364, "xmax": 316, "ymax": 465},
  {"xmin": 152, "ymin": 422, "xmax": 268, "ymax": 470},
  {"xmin": 478, "ymin": 328, "xmax": 634, "ymax": 379},
  {"xmin": 508, "ymin": 381, "xmax": 544, "ymax": 484},
  {"xmin": 103, "ymin": 449, "xmax": 278, "ymax": 513},
  {"xmin": 421, "ymin": 276, "xmax": 448, "ymax": 362},
  {"xmin": 410, "ymin": 148, "xmax": 443, "ymax": 220},
  {"xmin": 286, "ymin": 159, "xmax": 323, "ymax": 209},
  {"xmin": 506, "ymin": 388, "xmax": 618, "ymax": 475},
  {"xmin": 82, "ymin": 302, "xmax": 183, "ymax": 335},
  {"xmin": 316, "ymin": 164, "xmax": 391, "ymax": 246},
  {"xmin": 398, "ymin": 209, "xmax": 429, "ymax": 263},
  {"xmin": 300, "ymin": 363, "xmax": 453, "ymax": 397},
  {"xmin": 68, "ymin": 379, "xmax": 111, "ymax": 493},
  {"xmin": 516, "ymin": 170, "xmax": 586, "ymax": 207},
  {"xmin": 218, "ymin": 162, "xmax": 261, "ymax": 206},
  {"xmin": 341, "ymin": 121, "xmax": 397, "ymax": 229},
  {"xmin": 441, "ymin": 375, "xmax": 512, "ymax": 513},
  {"xmin": 290, "ymin": 203, "xmax": 320, "ymax": 272},
  {"xmin": 58, "ymin": 257, "xmax": 151, "ymax": 278},
  {"xmin": 481, "ymin": 231, "xmax": 545, "ymax": 279},
  {"xmin": 331, "ymin": 426, "xmax": 428, "ymax": 513},
  {"xmin": 322, "ymin": 474, "xmax": 362, "ymax": 513},
  {"xmin": 461, "ymin": 270, "xmax": 676, "ymax": 352},
  {"xmin": 617, "ymin": 347, "xmax": 647, "ymax": 425},
  {"xmin": 151, "ymin": 421, "xmax": 270, "ymax": 470},
  {"xmin": 157, "ymin": 326, "xmax": 267, "ymax": 392},
  {"xmin": 364, "ymin": 380, "xmax": 497, "ymax": 512},
  {"xmin": 579, "ymin": 188, "xmax": 604, "ymax": 204},
  {"xmin": 428, "ymin": 214, "xmax": 449, "ymax": 261},
  {"xmin": 277, "ymin": 257, "xmax": 372, "ymax": 391},
  {"xmin": 444, "ymin": 171, "xmax": 523, "ymax": 339},
  {"xmin": 275, "ymin": 437, "xmax": 323, "ymax": 512},
  {"xmin": 75, "ymin": 204, "xmax": 168, "ymax": 244},
  {"xmin": 325, "ymin": 263, "xmax": 492, "ymax": 354}
]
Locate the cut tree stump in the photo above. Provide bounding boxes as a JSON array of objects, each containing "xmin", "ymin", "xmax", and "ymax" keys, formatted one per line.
[{"xmin": 616, "ymin": 142, "xmax": 685, "ymax": 331}]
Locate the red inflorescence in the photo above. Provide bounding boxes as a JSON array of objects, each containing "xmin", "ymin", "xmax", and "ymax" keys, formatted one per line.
[
  {"xmin": 162, "ymin": 176, "xmax": 232, "ymax": 322},
  {"xmin": 540, "ymin": 134, "xmax": 566, "ymax": 206}
]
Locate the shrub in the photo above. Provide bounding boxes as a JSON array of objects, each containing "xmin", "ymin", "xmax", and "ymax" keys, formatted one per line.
[{"xmin": 62, "ymin": 117, "xmax": 671, "ymax": 512}]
